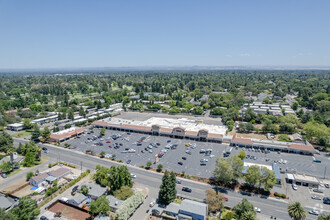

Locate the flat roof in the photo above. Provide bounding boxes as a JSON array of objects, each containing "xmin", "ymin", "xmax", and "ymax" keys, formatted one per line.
[{"xmin": 293, "ymin": 174, "xmax": 319, "ymax": 183}]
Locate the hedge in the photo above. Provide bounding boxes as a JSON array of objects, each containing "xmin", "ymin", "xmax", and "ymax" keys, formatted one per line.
[
  {"xmin": 115, "ymin": 191, "xmax": 144, "ymax": 220},
  {"xmin": 274, "ymin": 192, "xmax": 286, "ymax": 199}
]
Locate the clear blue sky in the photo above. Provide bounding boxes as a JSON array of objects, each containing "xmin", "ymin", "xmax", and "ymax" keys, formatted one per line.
[{"xmin": 1, "ymin": 0, "xmax": 330, "ymax": 69}]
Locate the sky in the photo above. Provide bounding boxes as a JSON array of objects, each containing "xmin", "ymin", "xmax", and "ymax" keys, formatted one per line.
[{"xmin": 1, "ymin": 0, "xmax": 330, "ymax": 69}]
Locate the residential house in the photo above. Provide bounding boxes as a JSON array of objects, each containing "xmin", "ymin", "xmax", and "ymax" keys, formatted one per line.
[
  {"xmin": 29, "ymin": 167, "xmax": 71, "ymax": 187},
  {"xmin": 78, "ymin": 182, "xmax": 107, "ymax": 200},
  {"xmin": 106, "ymin": 195, "xmax": 123, "ymax": 212},
  {"xmin": 68, "ymin": 193, "xmax": 87, "ymax": 207},
  {"xmin": 0, "ymin": 194, "xmax": 19, "ymax": 212},
  {"xmin": 178, "ymin": 199, "xmax": 208, "ymax": 220},
  {"xmin": 0, "ymin": 152, "xmax": 24, "ymax": 164},
  {"xmin": 6, "ymin": 123, "xmax": 24, "ymax": 131},
  {"xmin": 48, "ymin": 167, "xmax": 71, "ymax": 180}
]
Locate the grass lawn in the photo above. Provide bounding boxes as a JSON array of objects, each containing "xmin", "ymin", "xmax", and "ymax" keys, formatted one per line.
[
  {"xmin": 7, "ymin": 169, "xmax": 22, "ymax": 178},
  {"xmin": 11, "ymin": 131, "xmax": 31, "ymax": 138}
]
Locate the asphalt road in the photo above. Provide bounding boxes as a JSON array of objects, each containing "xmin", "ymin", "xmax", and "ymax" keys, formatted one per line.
[{"xmin": 12, "ymin": 138, "xmax": 327, "ymax": 219}]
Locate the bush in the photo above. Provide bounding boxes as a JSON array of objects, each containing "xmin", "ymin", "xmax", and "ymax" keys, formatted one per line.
[
  {"xmin": 274, "ymin": 192, "xmax": 286, "ymax": 199},
  {"xmin": 115, "ymin": 191, "xmax": 145, "ymax": 219},
  {"xmin": 26, "ymin": 172, "xmax": 34, "ymax": 181},
  {"xmin": 114, "ymin": 186, "xmax": 134, "ymax": 200}
]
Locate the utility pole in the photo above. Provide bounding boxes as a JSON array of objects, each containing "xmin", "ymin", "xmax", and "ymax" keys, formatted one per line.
[{"xmin": 324, "ymin": 166, "xmax": 327, "ymax": 179}]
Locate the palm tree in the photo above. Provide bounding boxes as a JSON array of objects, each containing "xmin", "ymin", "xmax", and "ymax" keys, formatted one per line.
[{"xmin": 288, "ymin": 202, "xmax": 306, "ymax": 220}]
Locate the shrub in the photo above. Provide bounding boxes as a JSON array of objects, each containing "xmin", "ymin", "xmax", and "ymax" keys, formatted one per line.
[
  {"xmin": 115, "ymin": 191, "xmax": 144, "ymax": 219},
  {"xmin": 274, "ymin": 192, "xmax": 286, "ymax": 199},
  {"xmin": 26, "ymin": 172, "xmax": 34, "ymax": 181},
  {"xmin": 114, "ymin": 186, "xmax": 134, "ymax": 200}
]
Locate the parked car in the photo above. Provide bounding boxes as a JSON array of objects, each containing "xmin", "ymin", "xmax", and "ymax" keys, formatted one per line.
[
  {"xmin": 149, "ymin": 200, "xmax": 156, "ymax": 207},
  {"xmin": 185, "ymin": 150, "xmax": 192, "ymax": 155},
  {"xmin": 311, "ymin": 195, "xmax": 321, "ymax": 200},
  {"xmin": 323, "ymin": 197, "xmax": 330, "ymax": 204},
  {"xmin": 176, "ymin": 179, "xmax": 181, "ymax": 184},
  {"xmin": 182, "ymin": 187, "xmax": 192, "ymax": 193},
  {"xmin": 151, "ymin": 209, "xmax": 160, "ymax": 215},
  {"xmin": 200, "ymin": 159, "xmax": 208, "ymax": 163},
  {"xmin": 126, "ymin": 160, "xmax": 131, "ymax": 164},
  {"xmin": 200, "ymin": 149, "xmax": 206, "ymax": 153},
  {"xmin": 308, "ymin": 210, "xmax": 319, "ymax": 215},
  {"xmin": 178, "ymin": 162, "xmax": 183, "ymax": 166},
  {"xmin": 42, "ymin": 146, "xmax": 47, "ymax": 151},
  {"xmin": 1, "ymin": 173, "xmax": 7, "ymax": 178},
  {"xmin": 313, "ymin": 188, "xmax": 324, "ymax": 193},
  {"xmin": 40, "ymin": 216, "xmax": 49, "ymax": 220},
  {"xmin": 292, "ymin": 183, "xmax": 298, "ymax": 190},
  {"xmin": 325, "ymin": 183, "xmax": 329, "ymax": 188},
  {"xmin": 182, "ymin": 157, "xmax": 187, "ymax": 160},
  {"xmin": 130, "ymin": 174, "xmax": 136, "ymax": 178}
]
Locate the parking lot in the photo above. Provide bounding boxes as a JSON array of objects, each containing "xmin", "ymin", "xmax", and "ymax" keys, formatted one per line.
[
  {"xmin": 64, "ymin": 128, "xmax": 229, "ymax": 178},
  {"xmin": 64, "ymin": 127, "xmax": 330, "ymax": 180},
  {"xmin": 229, "ymin": 146, "xmax": 330, "ymax": 179}
]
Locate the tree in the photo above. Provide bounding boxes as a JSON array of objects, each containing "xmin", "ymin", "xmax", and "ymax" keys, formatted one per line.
[
  {"xmin": 157, "ymin": 164, "xmax": 163, "ymax": 172},
  {"xmin": 244, "ymin": 107, "xmax": 256, "ymax": 122},
  {"xmin": 192, "ymin": 106, "xmax": 204, "ymax": 115},
  {"xmin": 114, "ymin": 185, "xmax": 134, "ymax": 200},
  {"xmin": 26, "ymin": 171, "xmax": 34, "ymax": 181},
  {"xmin": 260, "ymin": 167, "xmax": 276, "ymax": 191},
  {"xmin": 232, "ymin": 198, "xmax": 255, "ymax": 220},
  {"xmin": 0, "ymin": 161, "xmax": 12, "ymax": 173},
  {"xmin": 278, "ymin": 134, "xmax": 291, "ymax": 142},
  {"xmin": 292, "ymin": 102, "xmax": 298, "ymax": 111},
  {"xmin": 64, "ymin": 123, "xmax": 71, "ymax": 129},
  {"xmin": 227, "ymin": 156, "xmax": 244, "ymax": 181},
  {"xmin": 81, "ymin": 185, "xmax": 89, "ymax": 196},
  {"xmin": 146, "ymin": 161, "xmax": 152, "ymax": 168},
  {"xmin": 241, "ymin": 211, "xmax": 257, "ymax": 220},
  {"xmin": 23, "ymin": 118, "xmax": 33, "ymax": 130},
  {"xmin": 100, "ymin": 128, "xmax": 106, "ymax": 136},
  {"xmin": 158, "ymin": 170, "xmax": 176, "ymax": 205},
  {"xmin": 89, "ymin": 196, "xmax": 110, "ymax": 216},
  {"xmin": 237, "ymin": 150, "xmax": 246, "ymax": 160},
  {"xmin": 11, "ymin": 196, "xmax": 40, "ymax": 220},
  {"xmin": 31, "ymin": 124, "xmax": 41, "ymax": 140},
  {"xmin": 0, "ymin": 132, "xmax": 13, "ymax": 153},
  {"xmin": 41, "ymin": 126, "xmax": 51, "ymax": 139},
  {"xmin": 0, "ymin": 208, "xmax": 16, "ymax": 220},
  {"xmin": 287, "ymin": 202, "xmax": 306, "ymax": 220},
  {"xmin": 23, "ymin": 150, "xmax": 36, "ymax": 167},
  {"xmin": 67, "ymin": 108, "xmax": 74, "ymax": 120},
  {"xmin": 212, "ymin": 158, "xmax": 234, "ymax": 185},
  {"xmin": 262, "ymin": 118, "xmax": 278, "ymax": 134},
  {"xmin": 246, "ymin": 123, "xmax": 254, "ymax": 132},
  {"xmin": 317, "ymin": 214, "xmax": 330, "ymax": 220},
  {"xmin": 244, "ymin": 165, "xmax": 260, "ymax": 188},
  {"xmin": 205, "ymin": 189, "xmax": 223, "ymax": 213},
  {"xmin": 202, "ymin": 103, "xmax": 210, "ymax": 109}
]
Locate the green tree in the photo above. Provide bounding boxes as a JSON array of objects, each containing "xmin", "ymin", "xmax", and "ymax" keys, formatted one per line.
[
  {"xmin": 192, "ymin": 106, "xmax": 204, "ymax": 115},
  {"xmin": 227, "ymin": 156, "xmax": 244, "ymax": 181},
  {"xmin": 317, "ymin": 214, "xmax": 330, "ymax": 220},
  {"xmin": 0, "ymin": 132, "xmax": 13, "ymax": 153},
  {"xmin": 278, "ymin": 134, "xmax": 291, "ymax": 142},
  {"xmin": 158, "ymin": 170, "xmax": 176, "ymax": 205},
  {"xmin": 241, "ymin": 211, "xmax": 257, "ymax": 220},
  {"xmin": 157, "ymin": 164, "xmax": 163, "ymax": 172},
  {"xmin": 26, "ymin": 171, "xmax": 34, "ymax": 181},
  {"xmin": 0, "ymin": 208, "xmax": 16, "ymax": 220},
  {"xmin": 41, "ymin": 126, "xmax": 51, "ymax": 139},
  {"xmin": 0, "ymin": 161, "xmax": 12, "ymax": 173},
  {"xmin": 23, "ymin": 150, "xmax": 36, "ymax": 167},
  {"xmin": 223, "ymin": 211, "xmax": 235, "ymax": 220},
  {"xmin": 100, "ymin": 128, "xmax": 106, "ymax": 136},
  {"xmin": 244, "ymin": 107, "xmax": 256, "ymax": 122},
  {"xmin": 292, "ymin": 102, "xmax": 298, "ymax": 111},
  {"xmin": 212, "ymin": 158, "xmax": 234, "ymax": 185},
  {"xmin": 23, "ymin": 118, "xmax": 33, "ymax": 130},
  {"xmin": 244, "ymin": 165, "xmax": 260, "ymax": 188},
  {"xmin": 232, "ymin": 198, "xmax": 255, "ymax": 220},
  {"xmin": 67, "ymin": 108, "xmax": 74, "ymax": 120},
  {"xmin": 64, "ymin": 123, "xmax": 71, "ymax": 129},
  {"xmin": 287, "ymin": 202, "xmax": 306, "ymax": 220},
  {"xmin": 260, "ymin": 167, "xmax": 276, "ymax": 191},
  {"xmin": 237, "ymin": 150, "xmax": 246, "ymax": 160},
  {"xmin": 89, "ymin": 196, "xmax": 110, "ymax": 216},
  {"xmin": 11, "ymin": 196, "xmax": 40, "ymax": 220},
  {"xmin": 81, "ymin": 185, "xmax": 89, "ymax": 196},
  {"xmin": 202, "ymin": 103, "xmax": 210, "ymax": 109},
  {"xmin": 114, "ymin": 185, "xmax": 134, "ymax": 200},
  {"xmin": 146, "ymin": 161, "xmax": 152, "ymax": 168},
  {"xmin": 31, "ymin": 124, "xmax": 41, "ymax": 140}
]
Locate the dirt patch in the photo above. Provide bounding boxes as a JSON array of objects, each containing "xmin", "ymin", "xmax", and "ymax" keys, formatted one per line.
[
  {"xmin": 236, "ymin": 132, "xmax": 268, "ymax": 139},
  {"xmin": 48, "ymin": 201, "xmax": 91, "ymax": 220}
]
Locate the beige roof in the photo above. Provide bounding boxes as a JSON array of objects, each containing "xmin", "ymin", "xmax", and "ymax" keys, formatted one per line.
[
  {"xmin": 159, "ymin": 128, "xmax": 172, "ymax": 133},
  {"xmin": 289, "ymin": 143, "xmax": 315, "ymax": 152},
  {"xmin": 48, "ymin": 167, "xmax": 71, "ymax": 178},
  {"xmin": 231, "ymin": 137, "xmax": 253, "ymax": 145},
  {"xmin": 121, "ymin": 124, "xmax": 151, "ymax": 131},
  {"xmin": 208, "ymin": 133, "xmax": 223, "ymax": 139},
  {"xmin": 50, "ymin": 127, "xmax": 86, "ymax": 141},
  {"xmin": 185, "ymin": 131, "xmax": 198, "ymax": 136}
]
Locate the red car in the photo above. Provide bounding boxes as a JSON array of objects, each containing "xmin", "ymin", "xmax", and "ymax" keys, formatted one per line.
[
  {"xmin": 106, "ymin": 141, "xmax": 111, "ymax": 143},
  {"xmin": 109, "ymin": 146, "xmax": 112, "ymax": 148},
  {"xmin": 158, "ymin": 153, "xmax": 164, "ymax": 157},
  {"xmin": 224, "ymin": 197, "xmax": 228, "ymax": 201}
]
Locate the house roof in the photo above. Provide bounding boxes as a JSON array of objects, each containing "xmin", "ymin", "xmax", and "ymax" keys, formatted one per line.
[
  {"xmin": 289, "ymin": 143, "xmax": 315, "ymax": 152},
  {"xmin": 106, "ymin": 195, "xmax": 123, "ymax": 209},
  {"xmin": 45, "ymin": 176, "xmax": 57, "ymax": 182},
  {"xmin": 31, "ymin": 173, "xmax": 49, "ymax": 184},
  {"xmin": 79, "ymin": 182, "xmax": 107, "ymax": 198},
  {"xmin": 48, "ymin": 167, "xmax": 71, "ymax": 178},
  {"xmin": 166, "ymin": 202, "xmax": 180, "ymax": 214},
  {"xmin": 291, "ymin": 133, "xmax": 303, "ymax": 141},
  {"xmin": 70, "ymin": 193, "xmax": 87, "ymax": 205},
  {"xmin": 179, "ymin": 200, "xmax": 207, "ymax": 217},
  {"xmin": 231, "ymin": 137, "xmax": 254, "ymax": 145},
  {"xmin": 0, "ymin": 196, "xmax": 13, "ymax": 210}
]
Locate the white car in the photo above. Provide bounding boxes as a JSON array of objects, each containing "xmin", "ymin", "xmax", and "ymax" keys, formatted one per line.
[
  {"xmin": 254, "ymin": 207, "xmax": 261, "ymax": 213},
  {"xmin": 149, "ymin": 200, "xmax": 156, "ymax": 207},
  {"xmin": 209, "ymin": 155, "xmax": 215, "ymax": 158},
  {"xmin": 292, "ymin": 183, "xmax": 298, "ymax": 190},
  {"xmin": 130, "ymin": 174, "xmax": 136, "ymax": 178}
]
